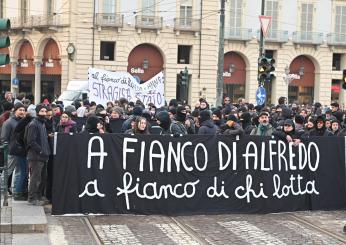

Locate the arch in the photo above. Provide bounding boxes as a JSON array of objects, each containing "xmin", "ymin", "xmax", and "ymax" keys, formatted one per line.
[
  {"xmin": 10, "ymin": 37, "xmax": 35, "ymax": 58},
  {"xmin": 36, "ymin": 35, "xmax": 62, "ymax": 58},
  {"xmin": 223, "ymin": 51, "xmax": 246, "ymax": 85},
  {"xmin": 288, "ymin": 55, "xmax": 316, "ymax": 104},
  {"xmin": 127, "ymin": 43, "xmax": 164, "ymax": 82},
  {"xmin": 124, "ymin": 39, "xmax": 167, "ymax": 68},
  {"xmin": 41, "ymin": 39, "xmax": 62, "ymax": 75},
  {"xmin": 17, "ymin": 40, "xmax": 35, "ymax": 75},
  {"xmin": 289, "ymin": 55, "xmax": 315, "ymax": 87}
]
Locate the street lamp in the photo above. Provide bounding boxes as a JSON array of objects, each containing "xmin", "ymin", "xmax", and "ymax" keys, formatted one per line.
[
  {"xmin": 229, "ymin": 63, "xmax": 236, "ymax": 74},
  {"xmin": 142, "ymin": 58, "xmax": 149, "ymax": 70},
  {"xmin": 298, "ymin": 65, "xmax": 305, "ymax": 76}
]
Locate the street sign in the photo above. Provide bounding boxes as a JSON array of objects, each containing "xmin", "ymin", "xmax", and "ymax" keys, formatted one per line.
[
  {"xmin": 259, "ymin": 15, "xmax": 272, "ymax": 38},
  {"xmin": 12, "ymin": 78, "xmax": 19, "ymax": 88},
  {"xmin": 256, "ymin": 86, "xmax": 266, "ymax": 105}
]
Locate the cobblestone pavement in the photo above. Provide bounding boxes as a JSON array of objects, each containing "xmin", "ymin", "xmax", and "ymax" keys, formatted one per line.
[{"xmin": 47, "ymin": 211, "xmax": 346, "ymax": 245}]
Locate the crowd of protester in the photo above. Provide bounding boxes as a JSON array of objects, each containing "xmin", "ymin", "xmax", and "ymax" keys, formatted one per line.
[{"xmin": 0, "ymin": 90, "xmax": 345, "ymax": 206}]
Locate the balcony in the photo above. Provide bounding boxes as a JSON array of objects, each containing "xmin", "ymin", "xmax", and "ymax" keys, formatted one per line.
[
  {"xmin": 292, "ymin": 31, "xmax": 324, "ymax": 45},
  {"xmin": 225, "ymin": 28, "xmax": 253, "ymax": 41},
  {"xmin": 326, "ymin": 33, "xmax": 346, "ymax": 46},
  {"xmin": 135, "ymin": 15, "xmax": 163, "ymax": 30},
  {"xmin": 9, "ymin": 15, "xmax": 68, "ymax": 31},
  {"xmin": 174, "ymin": 18, "xmax": 200, "ymax": 32},
  {"xmin": 259, "ymin": 30, "xmax": 289, "ymax": 43},
  {"xmin": 95, "ymin": 13, "xmax": 123, "ymax": 28}
]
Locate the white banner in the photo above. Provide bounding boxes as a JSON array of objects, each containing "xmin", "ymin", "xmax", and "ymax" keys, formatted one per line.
[{"xmin": 88, "ymin": 68, "xmax": 165, "ymax": 107}]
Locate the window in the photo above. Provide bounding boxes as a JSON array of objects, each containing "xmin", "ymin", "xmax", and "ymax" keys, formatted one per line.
[
  {"xmin": 265, "ymin": 1, "xmax": 278, "ymax": 38},
  {"xmin": 265, "ymin": 50, "xmax": 274, "ymax": 58},
  {"xmin": 229, "ymin": 0, "xmax": 242, "ymax": 36},
  {"xmin": 142, "ymin": 0, "xmax": 155, "ymax": 16},
  {"xmin": 300, "ymin": 3, "xmax": 313, "ymax": 40},
  {"xmin": 103, "ymin": 0, "xmax": 116, "ymax": 13},
  {"xmin": 177, "ymin": 45, "xmax": 191, "ymax": 64},
  {"xmin": 100, "ymin": 41, "xmax": 115, "ymax": 61},
  {"xmin": 332, "ymin": 53, "xmax": 341, "ymax": 71},
  {"xmin": 180, "ymin": 0, "xmax": 192, "ymax": 26},
  {"xmin": 335, "ymin": 6, "xmax": 346, "ymax": 42}
]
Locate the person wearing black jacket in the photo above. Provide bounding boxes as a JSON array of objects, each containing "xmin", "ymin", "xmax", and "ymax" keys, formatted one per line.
[
  {"xmin": 307, "ymin": 116, "xmax": 333, "ymax": 137},
  {"xmin": 198, "ymin": 110, "xmax": 218, "ymax": 135},
  {"xmin": 26, "ymin": 104, "xmax": 50, "ymax": 206},
  {"xmin": 10, "ymin": 114, "xmax": 33, "ymax": 200},
  {"xmin": 273, "ymin": 119, "xmax": 303, "ymax": 145}
]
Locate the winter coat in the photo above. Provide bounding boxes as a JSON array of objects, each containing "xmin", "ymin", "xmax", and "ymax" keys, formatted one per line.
[
  {"xmin": 26, "ymin": 117, "xmax": 50, "ymax": 162},
  {"xmin": 56, "ymin": 119, "xmax": 77, "ymax": 133},
  {"xmin": 198, "ymin": 119, "xmax": 218, "ymax": 135},
  {"xmin": 220, "ymin": 122, "xmax": 244, "ymax": 136},
  {"xmin": 170, "ymin": 120, "xmax": 188, "ymax": 135},
  {"xmin": 250, "ymin": 124, "xmax": 274, "ymax": 136},
  {"xmin": 8, "ymin": 115, "xmax": 33, "ymax": 156},
  {"xmin": 0, "ymin": 116, "xmax": 21, "ymax": 144}
]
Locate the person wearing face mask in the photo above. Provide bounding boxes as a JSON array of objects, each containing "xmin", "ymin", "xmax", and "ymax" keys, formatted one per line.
[
  {"xmin": 84, "ymin": 116, "xmax": 105, "ymax": 134},
  {"xmin": 250, "ymin": 111, "xmax": 274, "ymax": 136},
  {"xmin": 198, "ymin": 110, "xmax": 218, "ymax": 135},
  {"xmin": 171, "ymin": 106, "xmax": 189, "ymax": 135},
  {"xmin": 25, "ymin": 104, "xmax": 51, "ymax": 206}
]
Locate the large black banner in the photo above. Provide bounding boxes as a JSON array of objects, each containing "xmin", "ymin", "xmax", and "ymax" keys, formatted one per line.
[{"xmin": 52, "ymin": 134, "xmax": 346, "ymax": 215}]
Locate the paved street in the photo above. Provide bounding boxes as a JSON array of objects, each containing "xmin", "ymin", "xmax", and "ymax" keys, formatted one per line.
[{"xmin": 47, "ymin": 211, "xmax": 346, "ymax": 245}]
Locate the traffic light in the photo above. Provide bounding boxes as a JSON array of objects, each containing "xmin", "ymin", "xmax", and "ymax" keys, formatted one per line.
[
  {"xmin": 179, "ymin": 67, "xmax": 188, "ymax": 85},
  {"xmin": 0, "ymin": 19, "xmax": 10, "ymax": 66},
  {"xmin": 342, "ymin": 69, "xmax": 346, "ymax": 90},
  {"xmin": 258, "ymin": 56, "xmax": 275, "ymax": 84}
]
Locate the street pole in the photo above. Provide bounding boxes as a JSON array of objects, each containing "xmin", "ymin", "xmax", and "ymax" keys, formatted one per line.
[
  {"xmin": 216, "ymin": 0, "xmax": 225, "ymax": 106},
  {"xmin": 259, "ymin": 0, "xmax": 265, "ymax": 57}
]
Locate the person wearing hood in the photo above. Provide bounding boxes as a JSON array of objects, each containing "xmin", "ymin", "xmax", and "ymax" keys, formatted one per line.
[
  {"xmin": 250, "ymin": 111, "xmax": 274, "ymax": 136},
  {"xmin": 273, "ymin": 119, "xmax": 303, "ymax": 145},
  {"xmin": 212, "ymin": 109, "xmax": 225, "ymax": 128},
  {"xmin": 170, "ymin": 106, "xmax": 189, "ymax": 135},
  {"xmin": 239, "ymin": 112, "xmax": 255, "ymax": 135},
  {"xmin": 55, "ymin": 112, "xmax": 77, "ymax": 133},
  {"xmin": 308, "ymin": 116, "xmax": 333, "ymax": 137},
  {"xmin": 26, "ymin": 104, "xmax": 50, "ymax": 205},
  {"xmin": 220, "ymin": 114, "xmax": 244, "ymax": 136},
  {"xmin": 0, "ymin": 102, "xmax": 14, "ymax": 135},
  {"xmin": 198, "ymin": 110, "xmax": 218, "ymax": 135},
  {"xmin": 156, "ymin": 111, "xmax": 172, "ymax": 135},
  {"xmin": 84, "ymin": 116, "xmax": 105, "ymax": 134}
]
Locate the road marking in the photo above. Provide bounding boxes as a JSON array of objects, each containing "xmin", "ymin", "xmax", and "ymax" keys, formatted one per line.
[
  {"xmin": 219, "ymin": 221, "xmax": 286, "ymax": 245},
  {"xmin": 156, "ymin": 223, "xmax": 199, "ymax": 245},
  {"xmin": 93, "ymin": 224, "xmax": 141, "ymax": 244},
  {"xmin": 48, "ymin": 225, "xmax": 68, "ymax": 245}
]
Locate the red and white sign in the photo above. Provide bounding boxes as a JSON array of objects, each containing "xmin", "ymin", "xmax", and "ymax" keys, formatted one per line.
[{"xmin": 259, "ymin": 15, "xmax": 272, "ymax": 38}]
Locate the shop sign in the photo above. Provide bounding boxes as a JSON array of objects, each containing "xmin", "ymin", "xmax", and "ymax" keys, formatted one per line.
[{"xmin": 131, "ymin": 67, "xmax": 145, "ymax": 74}]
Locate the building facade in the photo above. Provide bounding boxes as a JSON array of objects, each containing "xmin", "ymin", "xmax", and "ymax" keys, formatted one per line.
[{"xmin": 1, "ymin": 0, "xmax": 346, "ymax": 106}]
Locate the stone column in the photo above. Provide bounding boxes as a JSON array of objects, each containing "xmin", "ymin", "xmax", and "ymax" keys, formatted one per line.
[
  {"xmin": 10, "ymin": 58, "xmax": 17, "ymax": 93},
  {"xmin": 34, "ymin": 58, "xmax": 42, "ymax": 104}
]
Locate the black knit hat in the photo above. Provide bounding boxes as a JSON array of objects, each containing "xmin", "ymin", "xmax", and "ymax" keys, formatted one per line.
[
  {"xmin": 13, "ymin": 102, "xmax": 25, "ymax": 112},
  {"xmin": 212, "ymin": 109, "xmax": 222, "ymax": 119},
  {"xmin": 295, "ymin": 115, "xmax": 304, "ymax": 124},
  {"xmin": 133, "ymin": 106, "xmax": 143, "ymax": 116},
  {"xmin": 199, "ymin": 110, "xmax": 211, "ymax": 123},
  {"xmin": 35, "ymin": 104, "xmax": 47, "ymax": 114}
]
